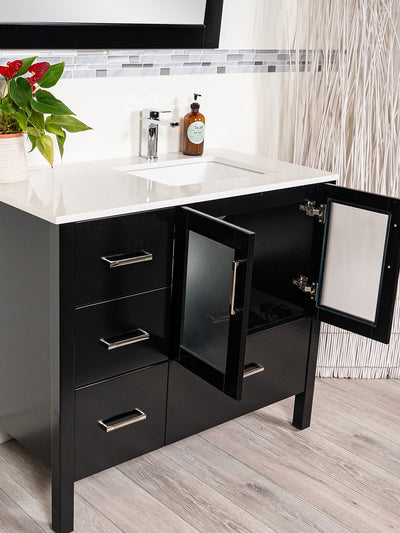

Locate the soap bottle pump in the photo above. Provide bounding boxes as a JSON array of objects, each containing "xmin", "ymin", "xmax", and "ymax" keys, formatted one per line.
[{"xmin": 183, "ymin": 93, "xmax": 205, "ymax": 156}]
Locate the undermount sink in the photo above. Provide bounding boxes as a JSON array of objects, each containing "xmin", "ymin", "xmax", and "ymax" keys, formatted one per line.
[{"xmin": 117, "ymin": 158, "xmax": 265, "ymax": 187}]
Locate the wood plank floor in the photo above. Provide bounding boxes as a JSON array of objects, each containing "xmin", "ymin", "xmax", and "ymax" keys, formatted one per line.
[{"xmin": 1, "ymin": 378, "xmax": 400, "ymax": 533}]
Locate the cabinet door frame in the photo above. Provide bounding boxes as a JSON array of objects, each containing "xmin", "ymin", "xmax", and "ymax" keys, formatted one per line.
[
  {"xmin": 171, "ymin": 206, "xmax": 254, "ymax": 400},
  {"xmin": 313, "ymin": 184, "xmax": 400, "ymax": 343}
]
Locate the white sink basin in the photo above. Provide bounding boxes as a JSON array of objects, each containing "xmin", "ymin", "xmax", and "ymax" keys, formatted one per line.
[{"xmin": 118, "ymin": 158, "xmax": 264, "ymax": 187}]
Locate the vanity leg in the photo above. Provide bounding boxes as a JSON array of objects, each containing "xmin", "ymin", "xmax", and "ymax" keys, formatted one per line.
[
  {"xmin": 52, "ymin": 464, "xmax": 74, "ymax": 533},
  {"xmin": 293, "ymin": 319, "xmax": 320, "ymax": 430}
]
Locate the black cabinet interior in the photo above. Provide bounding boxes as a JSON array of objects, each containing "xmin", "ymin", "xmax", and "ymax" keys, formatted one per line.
[
  {"xmin": 191, "ymin": 185, "xmax": 325, "ymax": 339},
  {"xmin": 225, "ymin": 204, "xmax": 314, "ymax": 333}
]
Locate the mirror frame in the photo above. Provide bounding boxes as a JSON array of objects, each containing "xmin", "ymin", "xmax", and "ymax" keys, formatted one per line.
[{"xmin": 0, "ymin": 0, "xmax": 223, "ymax": 49}]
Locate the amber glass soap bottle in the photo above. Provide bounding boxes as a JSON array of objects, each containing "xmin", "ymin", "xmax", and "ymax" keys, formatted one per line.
[{"xmin": 183, "ymin": 93, "xmax": 205, "ymax": 156}]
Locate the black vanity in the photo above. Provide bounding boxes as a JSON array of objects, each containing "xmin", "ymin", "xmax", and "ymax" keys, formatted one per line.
[{"xmin": 0, "ymin": 170, "xmax": 399, "ymax": 532}]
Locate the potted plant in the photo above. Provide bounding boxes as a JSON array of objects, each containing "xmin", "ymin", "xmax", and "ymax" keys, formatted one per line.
[{"xmin": 0, "ymin": 57, "xmax": 91, "ymax": 183}]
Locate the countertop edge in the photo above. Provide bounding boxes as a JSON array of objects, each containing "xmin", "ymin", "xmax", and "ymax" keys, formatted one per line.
[
  {"xmin": 51, "ymin": 174, "xmax": 338, "ymax": 224},
  {"xmin": 0, "ymin": 150, "xmax": 340, "ymax": 224}
]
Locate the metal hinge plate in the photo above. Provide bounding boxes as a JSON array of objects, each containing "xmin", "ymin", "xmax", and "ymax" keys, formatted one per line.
[
  {"xmin": 293, "ymin": 275, "xmax": 318, "ymax": 300},
  {"xmin": 300, "ymin": 200, "xmax": 326, "ymax": 223}
]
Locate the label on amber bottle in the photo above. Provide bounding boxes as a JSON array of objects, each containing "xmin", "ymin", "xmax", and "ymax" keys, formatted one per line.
[{"xmin": 187, "ymin": 122, "xmax": 205, "ymax": 144}]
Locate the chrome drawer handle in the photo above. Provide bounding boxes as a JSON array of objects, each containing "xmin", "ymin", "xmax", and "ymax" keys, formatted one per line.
[
  {"xmin": 101, "ymin": 250, "xmax": 153, "ymax": 268},
  {"xmin": 98, "ymin": 408, "xmax": 147, "ymax": 433},
  {"xmin": 230, "ymin": 259, "xmax": 247, "ymax": 316},
  {"xmin": 243, "ymin": 363, "xmax": 265, "ymax": 378},
  {"xmin": 99, "ymin": 328, "xmax": 150, "ymax": 350}
]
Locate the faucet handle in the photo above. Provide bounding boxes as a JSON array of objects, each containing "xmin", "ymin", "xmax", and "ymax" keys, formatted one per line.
[
  {"xmin": 145, "ymin": 109, "xmax": 172, "ymax": 119},
  {"xmin": 144, "ymin": 109, "xmax": 178, "ymax": 127}
]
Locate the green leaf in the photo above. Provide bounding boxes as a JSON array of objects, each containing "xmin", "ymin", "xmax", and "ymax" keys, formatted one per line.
[
  {"xmin": 29, "ymin": 110, "xmax": 45, "ymax": 132},
  {"xmin": 45, "ymin": 122, "xmax": 64, "ymax": 137},
  {"xmin": 17, "ymin": 57, "xmax": 37, "ymax": 77},
  {"xmin": 31, "ymin": 90, "xmax": 74, "ymax": 116},
  {"xmin": 0, "ymin": 96, "xmax": 18, "ymax": 114},
  {"xmin": 46, "ymin": 114, "xmax": 91, "ymax": 132},
  {"xmin": 36, "ymin": 134, "xmax": 54, "ymax": 167},
  {"xmin": 37, "ymin": 62, "xmax": 65, "ymax": 88},
  {"xmin": 26, "ymin": 126, "xmax": 38, "ymax": 137},
  {"xmin": 9, "ymin": 78, "xmax": 32, "ymax": 115},
  {"xmin": 28, "ymin": 133, "xmax": 37, "ymax": 153},
  {"xmin": 13, "ymin": 110, "xmax": 28, "ymax": 131},
  {"xmin": 56, "ymin": 131, "xmax": 66, "ymax": 159}
]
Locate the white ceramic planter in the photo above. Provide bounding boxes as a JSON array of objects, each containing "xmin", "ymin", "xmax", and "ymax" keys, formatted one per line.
[{"xmin": 0, "ymin": 133, "xmax": 29, "ymax": 184}]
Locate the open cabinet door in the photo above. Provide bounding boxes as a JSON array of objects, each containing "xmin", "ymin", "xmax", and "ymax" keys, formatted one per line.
[
  {"xmin": 315, "ymin": 184, "xmax": 400, "ymax": 343},
  {"xmin": 172, "ymin": 206, "xmax": 254, "ymax": 400}
]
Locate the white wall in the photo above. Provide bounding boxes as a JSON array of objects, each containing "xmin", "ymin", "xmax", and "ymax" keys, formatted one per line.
[
  {"xmin": 220, "ymin": 0, "xmax": 301, "ymax": 49},
  {"xmin": 26, "ymin": 1, "xmax": 295, "ymax": 168},
  {"xmin": 27, "ymin": 73, "xmax": 293, "ymax": 167}
]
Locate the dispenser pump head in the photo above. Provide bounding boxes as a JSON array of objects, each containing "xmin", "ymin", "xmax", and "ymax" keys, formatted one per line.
[{"xmin": 191, "ymin": 93, "xmax": 201, "ymax": 110}]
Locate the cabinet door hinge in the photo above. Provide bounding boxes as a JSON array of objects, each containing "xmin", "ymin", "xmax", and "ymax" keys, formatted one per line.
[
  {"xmin": 300, "ymin": 200, "xmax": 326, "ymax": 223},
  {"xmin": 293, "ymin": 275, "xmax": 318, "ymax": 300}
]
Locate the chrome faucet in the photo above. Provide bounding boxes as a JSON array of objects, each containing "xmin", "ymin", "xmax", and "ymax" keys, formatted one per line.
[{"xmin": 140, "ymin": 109, "xmax": 179, "ymax": 160}]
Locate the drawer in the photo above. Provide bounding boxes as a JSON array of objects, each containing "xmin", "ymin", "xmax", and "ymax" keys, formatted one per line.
[
  {"xmin": 75, "ymin": 362, "xmax": 167, "ymax": 480},
  {"xmin": 75, "ymin": 288, "xmax": 170, "ymax": 387},
  {"xmin": 166, "ymin": 318, "xmax": 311, "ymax": 444},
  {"xmin": 75, "ymin": 210, "xmax": 174, "ymax": 305}
]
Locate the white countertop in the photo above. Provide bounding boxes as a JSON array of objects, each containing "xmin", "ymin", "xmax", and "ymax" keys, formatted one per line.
[{"xmin": 0, "ymin": 149, "xmax": 338, "ymax": 224}]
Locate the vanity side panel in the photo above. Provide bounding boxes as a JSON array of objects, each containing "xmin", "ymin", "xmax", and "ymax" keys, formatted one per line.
[{"xmin": 0, "ymin": 203, "xmax": 53, "ymax": 467}]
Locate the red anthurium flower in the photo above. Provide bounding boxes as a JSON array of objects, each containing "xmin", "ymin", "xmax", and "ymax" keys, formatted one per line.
[
  {"xmin": 0, "ymin": 60, "xmax": 23, "ymax": 79},
  {"xmin": 27, "ymin": 62, "xmax": 50, "ymax": 86}
]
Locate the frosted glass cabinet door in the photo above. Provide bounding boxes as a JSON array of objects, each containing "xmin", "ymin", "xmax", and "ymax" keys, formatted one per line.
[
  {"xmin": 172, "ymin": 207, "xmax": 254, "ymax": 400},
  {"xmin": 315, "ymin": 185, "xmax": 400, "ymax": 343}
]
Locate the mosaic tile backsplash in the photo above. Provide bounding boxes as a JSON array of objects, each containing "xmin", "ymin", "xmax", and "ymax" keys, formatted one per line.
[{"xmin": 0, "ymin": 49, "xmax": 313, "ymax": 78}]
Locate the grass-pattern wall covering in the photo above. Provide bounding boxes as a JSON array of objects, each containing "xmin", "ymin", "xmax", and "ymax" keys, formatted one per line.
[{"xmin": 291, "ymin": 0, "xmax": 400, "ymax": 378}]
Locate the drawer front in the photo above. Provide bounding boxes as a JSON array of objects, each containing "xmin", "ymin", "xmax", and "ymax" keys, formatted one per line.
[
  {"xmin": 166, "ymin": 318, "xmax": 311, "ymax": 444},
  {"xmin": 75, "ymin": 288, "xmax": 170, "ymax": 387},
  {"xmin": 75, "ymin": 362, "xmax": 167, "ymax": 480},
  {"xmin": 75, "ymin": 210, "xmax": 174, "ymax": 305}
]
